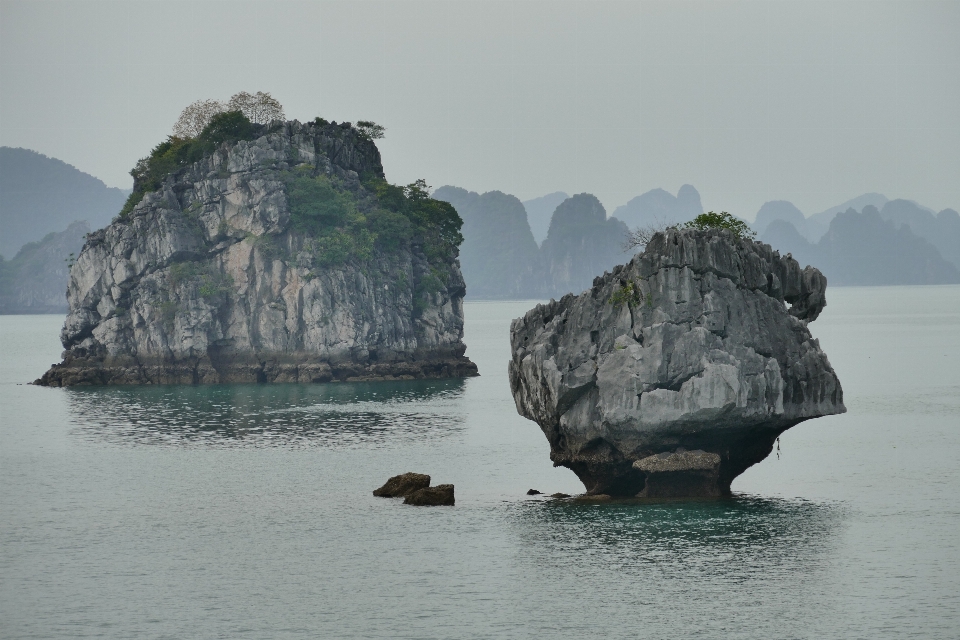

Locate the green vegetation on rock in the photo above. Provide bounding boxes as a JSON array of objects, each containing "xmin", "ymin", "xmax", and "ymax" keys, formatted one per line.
[
  {"xmin": 609, "ymin": 280, "xmax": 642, "ymax": 307},
  {"xmin": 682, "ymin": 211, "xmax": 756, "ymax": 240},
  {"xmin": 168, "ymin": 261, "xmax": 234, "ymax": 300},
  {"xmin": 364, "ymin": 177, "xmax": 463, "ymax": 261},
  {"xmin": 281, "ymin": 170, "xmax": 461, "ymax": 269},
  {"xmin": 120, "ymin": 111, "xmax": 259, "ymax": 218},
  {"xmin": 355, "ymin": 120, "xmax": 385, "ymax": 140}
]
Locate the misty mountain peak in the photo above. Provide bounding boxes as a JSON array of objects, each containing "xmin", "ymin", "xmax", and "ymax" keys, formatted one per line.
[{"xmin": 611, "ymin": 185, "xmax": 704, "ymax": 230}]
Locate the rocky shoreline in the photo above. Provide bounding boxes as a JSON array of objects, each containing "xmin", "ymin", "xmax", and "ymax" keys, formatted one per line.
[{"xmin": 35, "ymin": 349, "xmax": 477, "ymax": 386}]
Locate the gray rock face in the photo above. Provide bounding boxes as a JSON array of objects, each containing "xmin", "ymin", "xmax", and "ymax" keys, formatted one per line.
[
  {"xmin": 509, "ymin": 228, "xmax": 845, "ymax": 497},
  {"xmin": 37, "ymin": 120, "xmax": 476, "ymax": 386}
]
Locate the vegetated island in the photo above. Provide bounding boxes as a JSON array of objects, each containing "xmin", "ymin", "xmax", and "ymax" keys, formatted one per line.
[
  {"xmin": 37, "ymin": 110, "xmax": 477, "ymax": 386},
  {"xmin": 509, "ymin": 214, "xmax": 845, "ymax": 498}
]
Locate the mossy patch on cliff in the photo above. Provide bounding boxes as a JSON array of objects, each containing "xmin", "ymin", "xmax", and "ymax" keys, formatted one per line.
[{"xmin": 281, "ymin": 168, "xmax": 463, "ymax": 271}]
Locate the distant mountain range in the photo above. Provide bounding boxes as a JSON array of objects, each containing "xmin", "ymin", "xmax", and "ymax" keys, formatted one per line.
[
  {"xmin": 434, "ymin": 188, "xmax": 631, "ymax": 300},
  {"xmin": 522, "ymin": 191, "xmax": 568, "ymax": 246},
  {"xmin": 763, "ymin": 208, "xmax": 958, "ymax": 286},
  {"xmin": 753, "ymin": 194, "xmax": 960, "ymax": 284},
  {"xmin": 0, "ymin": 147, "xmax": 129, "ymax": 259},
  {"xmin": 431, "ymin": 187, "xmax": 541, "ymax": 298},
  {"xmin": 439, "ymin": 183, "xmax": 959, "ymax": 299},
  {"xmin": 611, "ymin": 184, "xmax": 703, "ymax": 230}
]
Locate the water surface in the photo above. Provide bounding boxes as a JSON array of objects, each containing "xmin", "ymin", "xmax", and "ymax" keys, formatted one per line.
[{"xmin": 2, "ymin": 288, "xmax": 958, "ymax": 638}]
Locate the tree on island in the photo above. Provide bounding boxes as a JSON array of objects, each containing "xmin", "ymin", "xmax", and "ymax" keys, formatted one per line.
[
  {"xmin": 682, "ymin": 211, "xmax": 756, "ymax": 240},
  {"xmin": 172, "ymin": 99, "xmax": 227, "ymax": 138},
  {"xmin": 171, "ymin": 92, "xmax": 284, "ymax": 139},
  {"xmin": 356, "ymin": 120, "xmax": 385, "ymax": 140},
  {"xmin": 624, "ymin": 210, "xmax": 755, "ymax": 251},
  {"xmin": 226, "ymin": 91, "xmax": 285, "ymax": 125}
]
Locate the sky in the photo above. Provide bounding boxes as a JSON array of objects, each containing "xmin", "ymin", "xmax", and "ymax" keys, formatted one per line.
[{"xmin": 1, "ymin": 0, "xmax": 958, "ymax": 220}]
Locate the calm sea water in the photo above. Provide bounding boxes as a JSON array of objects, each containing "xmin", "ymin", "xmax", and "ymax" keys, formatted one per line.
[{"xmin": 2, "ymin": 288, "xmax": 958, "ymax": 639}]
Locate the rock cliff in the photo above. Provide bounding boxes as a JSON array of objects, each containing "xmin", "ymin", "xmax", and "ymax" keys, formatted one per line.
[
  {"xmin": 509, "ymin": 228, "xmax": 845, "ymax": 497},
  {"xmin": 37, "ymin": 119, "xmax": 477, "ymax": 386}
]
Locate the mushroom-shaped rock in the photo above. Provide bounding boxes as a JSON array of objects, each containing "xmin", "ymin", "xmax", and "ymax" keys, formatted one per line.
[
  {"xmin": 508, "ymin": 227, "xmax": 845, "ymax": 497},
  {"xmin": 403, "ymin": 484, "xmax": 455, "ymax": 506},
  {"xmin": 373, "ymin": 473, "xmax": 431, "ymax": 498}
]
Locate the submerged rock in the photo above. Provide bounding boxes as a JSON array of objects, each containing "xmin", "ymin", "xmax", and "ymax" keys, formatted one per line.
[
  {"xmin": 373, "ymin": 473, "xmax": 431, "ymax": 498},
  {"xmin": 403, "ymin": 484, "xmax": 455, "ymax": 506},
  {"xmin": 526, "ymin": 489, "xmax": 542, "ymax": 495},
  {"xmin": 35, "ymin": 119, "xmax": 477, "ymax": 386},
  {"xmin": 509, "ymin": 227, "xmax": 845, "ymax": 497}
]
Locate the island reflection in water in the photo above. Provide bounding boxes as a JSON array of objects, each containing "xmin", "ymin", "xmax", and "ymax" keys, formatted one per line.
[
  {"xmin": 66, "ymin": 378, "xmax": 466, "ymax": 448},
  {"xmin": 510, "ymin": 496, "xmax": 844, "ymax": 583}
]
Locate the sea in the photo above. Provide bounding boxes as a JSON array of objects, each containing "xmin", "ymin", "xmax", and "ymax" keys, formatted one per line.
[{"xmin": 1, "ymin": 286, "xmax": 958, "ymax": 639}]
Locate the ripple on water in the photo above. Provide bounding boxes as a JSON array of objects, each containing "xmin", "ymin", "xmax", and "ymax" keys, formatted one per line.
[
  {"xmin": 508, "ymin": 495, "xmax": 846, "ymax": 582},
  {"xmin": 66, "ymin": 379, "xmax": 466, "ymax": 448}
]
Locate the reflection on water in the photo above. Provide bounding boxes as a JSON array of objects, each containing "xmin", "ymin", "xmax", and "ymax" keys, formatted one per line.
[
  {"xmin": 67, "ymin": 379, "xmax": 466, "ymax": 448},
  {"xmin": 510, "ymin": 495, "xmax": 844, "ymax": 582}
]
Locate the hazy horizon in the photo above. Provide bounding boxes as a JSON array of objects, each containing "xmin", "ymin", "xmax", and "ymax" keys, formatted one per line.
[{"xmin": 2, "ymin": 0, "xmax": 957, "ymax": 218}]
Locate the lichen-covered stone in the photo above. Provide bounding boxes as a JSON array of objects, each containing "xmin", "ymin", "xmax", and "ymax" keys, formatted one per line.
[
  {"xmin": 509, "ymin": 227, "xmax": 845, "ymax": 497},
  {"xmin": 36, "ymin": 120, "xmax": 477, "ymax": 386}
]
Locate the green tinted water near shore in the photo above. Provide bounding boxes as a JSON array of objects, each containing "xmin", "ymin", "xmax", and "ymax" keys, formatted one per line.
[{"xmin": 2, "ymin": 288, "xmax": 958, "ymax": 638}]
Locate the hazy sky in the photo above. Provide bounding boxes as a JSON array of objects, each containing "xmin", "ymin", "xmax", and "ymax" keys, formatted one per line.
[{"xmin": 2, "ymin": 0, "xmax": 957, "ymax": 220}]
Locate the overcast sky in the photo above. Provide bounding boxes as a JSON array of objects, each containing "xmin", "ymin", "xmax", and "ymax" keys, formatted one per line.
[{"xmin": 1, "ymin": 0, "xmax": 957, "ymax": 219}]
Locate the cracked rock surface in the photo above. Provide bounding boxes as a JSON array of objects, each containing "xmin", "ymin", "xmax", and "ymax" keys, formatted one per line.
[
  {"xmin": 36, "ymin": 120, "xmax": 476, "ymax": 386},
  {"xmin": 509, "ymin": 228, "xmax": 845, "ymax": 497}
]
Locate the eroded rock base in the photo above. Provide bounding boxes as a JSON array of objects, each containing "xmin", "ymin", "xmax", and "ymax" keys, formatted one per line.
[
  {"xmin": 555, "ymin": 427, "xmax": 792, "ymax": 498},
  {"xmin": 35, "ymin": 353, "xmax": 478, "ymax": 387},
  {"xmin": 634, "ymin": 450, "xmax": 722, "ymax": 498}
]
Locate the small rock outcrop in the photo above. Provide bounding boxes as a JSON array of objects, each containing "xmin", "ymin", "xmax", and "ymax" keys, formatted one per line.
[
  {"xmin": 373, "ymin": 473, "xmax": 431, "ymax": 498},
  {"xmin": 509, "ymin": 227, "xmax": 845, "ymax": 497},
  {"xmin": 36, "ymin": 119, "xmax": 477, "ymax": 386},
  {"xmin": 403, "ymin": 484, "xmax": 455, "ymax": 506}
]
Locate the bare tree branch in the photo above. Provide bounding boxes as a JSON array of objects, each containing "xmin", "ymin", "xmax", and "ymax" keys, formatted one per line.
[
  {"xmin": 227, "ymin": 91, "xmax": 285, "ymax": 125},
  {"xmin": 623, "ymin": 215, "xmax": 674, "ymax": 252},
  {"xmin": 171, "ymin": 99, "xmax": 226, "ymax": 138}
]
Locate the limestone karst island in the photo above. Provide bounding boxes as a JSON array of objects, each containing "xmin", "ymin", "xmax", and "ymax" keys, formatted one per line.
[
  {"xmin": 32, "ymin": 101, "xmax": 847, "ymax": 500},
  {"xmin": 509, "ymin": 224, "xmax": 846, "ymax": 497},
  {"xmin": 37, "ymin": 112, "xmax": 477, "ymax": 386}
]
